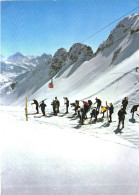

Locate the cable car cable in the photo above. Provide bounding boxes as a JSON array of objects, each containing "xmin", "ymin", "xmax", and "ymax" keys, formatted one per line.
[{"xmin": 81, "ymin": 6, "xmax": 139, "ymax": 44}]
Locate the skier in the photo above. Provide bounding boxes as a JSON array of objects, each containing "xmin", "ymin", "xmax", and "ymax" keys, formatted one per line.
[
  {"xmin": 70, "ymin": 100, "xmax": 80, "ymax": 116},
  {"xmin": 55, "ymin": 97, "xmax": 60, "ymax": 113},
  {"xmin": 31, "ymin": 99, "xmax": 39, "ymax": 114},
  {"xmin": 51, "ymin": 100, "xmax": 58, "ymax": 116},
  {"xmin": 79, "ymin": 100, "xmax": 92, "ymax": 124},
  {"xmin": 82, "ymin": 101, "xmax": 89, "ymax": 118},
  {"xmin": 90, "ymin": 107, "xmax": 99, "ymax": 121},
  {"xmin": 117, "ymin": 107, "xmax": 126, "ymax": 129},
  {"xmin": 83, "ymin": 100, "xmax": 92, "ymax": 117},
  {"xmin": 100, "ymin": 106, "xmax": 107, "ymax": 118},
  {"xmin": 122, "ymin": 97, "xmax": 128, "ymax": 111},
  {"xmin": 64, "ymin": 97, "xmax": 69, "ymax": 114},
  {"xmin": 94, "ymin": 97, "xmax": 102, "ymax": 112},
  {"xmin": 130, "ymin": 104, "xmax": 139, "ymax": 119},
  {"xmin": 39, "ymin": 101, "xmax": 47, "ymax": 116},
  {"xmin": 108, "ymin": 103, "xmax": 114, "ymax": 122},
  {"xmin": 75, "ymin": 100, "xmax": 80, "ymax": 116}
]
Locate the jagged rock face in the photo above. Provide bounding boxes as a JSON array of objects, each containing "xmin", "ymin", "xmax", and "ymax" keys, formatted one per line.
[
  {"xmin": 49, "ymin": 48, "xmax": 68, "ymax": 77},
  {"xmin": 68, "ymin": 43, "xmax": 93, "ymax": 63},
  {"xmin": 49, "ymin": 43, "xmax": 93, "ymax": 77},
  {"xmin": 96, "ymin": 14, "xmax": 139, "ymax": 53}
]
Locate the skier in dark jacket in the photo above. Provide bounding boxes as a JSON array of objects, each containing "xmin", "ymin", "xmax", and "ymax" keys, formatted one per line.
[
  {"xmin": 82, "ymin": 100, "xmax": 92, "ymax": 117},
  {"xmin": 51, "ymin": 100, "xmax": 58, "ymax": 116},
  {"xmin": 108, "ymin": 103, "xmax": 114, "ymax": 122},
  {"xmin": 79, "ymin": 101, "xmax": 89, "ymax": 124},
  {"xmin": 39, "ymin": 101, "xmax": 46, "ymax": 116},
  {"xmin": 79, "ymin": 100, "xmax": 92, "ymax": 124},
  {"xmin": 131, "ymin": 105, "xmax": 139, "ymax": 119},
  {"xmin": 70, "ymin": 100, "xmax": 80, "ymax": 116},
  {"xmin": 94, "ymin": 97, "xmax": 102, "ymax": 112},
  {"xmin": 75, "ymin": 100, "xmax": 80, "ymax": 116},
  {"xmin": 55, "ymin": 97, "xmax": 60, "ymax": 113},
  {"xmin": 31, "ymin": 99, "xmax": 39, "ymax": 113},
  {"xmin": 122, "ymin": 97, "xmax": 128, "ymax": 111},
  {"xmin": 90, "ymin": 108, "xmax": 99, "ymax": 121},
  {"xmin": 64, "ymin": 97, "xmax": 69, "ymax": 114},
  {"xmin": 83, "ymin": 101, "xmax": 90, "ymax": 115},
  {"xmin": 118, "ymin": 107, "xmax": 126, "ymax": 129}
]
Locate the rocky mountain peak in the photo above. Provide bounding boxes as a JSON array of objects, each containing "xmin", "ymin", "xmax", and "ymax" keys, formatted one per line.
[
  {"xmin": 40, "ymin": 53, "xmax": 52, "ymax": 59},
  {"xmin": 110, "ymin": 13, "xmax": 139, "ymax": 38},
  {"xmin": 7, "ymin": 52, "xmax": 25, "ymax": 63},
  {"xmin": 96, "ymin": 13, "xmax": 139, "ymax": 58},
  {"xmin": 68, "ymin": 43, "xmax": 93, "ymax": 63},
  {"xmin": 49, "ymin": 48, "xmax": 68, "ymax": 77},
  {"xmin": 49, "ymin": 43, "xmax": 93, "ymax": 77}
]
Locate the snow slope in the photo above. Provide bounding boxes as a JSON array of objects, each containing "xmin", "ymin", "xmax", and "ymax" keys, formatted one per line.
[{"xmin": 1, "ymin": 105, "xmax": 139, "ymax": 195}]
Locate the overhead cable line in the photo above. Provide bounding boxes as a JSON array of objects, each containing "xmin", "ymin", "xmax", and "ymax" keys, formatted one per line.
[{"xmin": 81, "ymin": 6, "xmax": 139, "ymax": 43}]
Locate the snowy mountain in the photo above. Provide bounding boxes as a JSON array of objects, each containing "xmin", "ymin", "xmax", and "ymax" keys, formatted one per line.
[
  {"xmin": 0, "ymin": 54, "xmax": 4, "ymax": 61},
  {"xmin": 49, "ymin": 48, "xmax": 68, "ymax": 77},
  {"xmin": 96, "ymin": 13, "xmax": 139, "ymax": 65},
  {"xmin": 49, "ymin": 43, "xmax": 93, "ymax": 77},
  {"xmin": 6, "ymin": 52, "xmax": 52, "ymax": 65},
  {"xmin": 26, "ymin": 53, "xmax": 52, "ymax": 65},
  {"xmin": 7, "ymin": 52, "xmax": 26, "ymax": 64},
  {"xmin": 0, "ymin": 43, "xmax": 93, "ymax": 102},
  {"xmin": 0, "ymin": 52, "xmax": 52, "ymax": 95},
  {"xmin": 68, "ymin": 43, "xmax": 93, "ymax": 62},
  {"xmin": 1, "ymin": 14, "xmax": 139, "ymax": 108},
  {"xmin": 6, "ymin": 14, "xmax": 138, "ymax": 105}
]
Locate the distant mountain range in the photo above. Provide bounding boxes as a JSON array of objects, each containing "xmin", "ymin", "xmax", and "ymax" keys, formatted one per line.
[{"xmin": 4, "ymin": 52, "xmax": 52, "ymax": 64}]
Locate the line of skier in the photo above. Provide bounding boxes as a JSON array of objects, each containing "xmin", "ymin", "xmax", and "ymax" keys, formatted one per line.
[
  {"xmin": 71, "ymin": 98, "xmax": 114, "ymax": 125},
  {"xmin": 31, "ymin": 97, "xmax": 139, "ymax": 129},
  {"xmin": 31, "ymin": 99, "xmax": 46, "ymax": 116},
  {"xmin": 31, "ymin": 97, "xmax": 69, "ymax": 117}
]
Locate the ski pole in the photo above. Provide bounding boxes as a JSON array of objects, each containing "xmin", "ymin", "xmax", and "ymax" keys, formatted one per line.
[
  {"xmin": 106, "ymin": 101, "xmax": 109, "ymax": 122},
  {"xmin": 25, "ymin": 98, "xmax": 28, "ymax": 121}
]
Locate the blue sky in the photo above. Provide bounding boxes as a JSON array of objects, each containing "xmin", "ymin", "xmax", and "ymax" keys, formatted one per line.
[{"xmin": 1, "ymin": 0, "xmax": 139, "ymax": 57}]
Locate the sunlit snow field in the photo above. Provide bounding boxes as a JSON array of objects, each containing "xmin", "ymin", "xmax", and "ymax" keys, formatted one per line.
[{"xmin": 1, "ymin": 105, "xmax": 139, "ymax": 195}]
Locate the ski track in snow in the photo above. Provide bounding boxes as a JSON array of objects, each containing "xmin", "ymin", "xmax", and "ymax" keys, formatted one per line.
[
  {"xmin": 1, "ymin": 106, "xmax": 139, "ymax": 150},
  {"xmin": 31, "ymin": 108, "xmax": 139, "ymax": 150},
  {"xmin": 42, "ymin": 120, "xmax": 137, "ymax": 150}
]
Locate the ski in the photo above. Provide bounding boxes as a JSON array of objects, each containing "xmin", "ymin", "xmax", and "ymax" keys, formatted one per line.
[
  {"xmin": 39, "ymin": 98, "xmax": 47, "ymax": 104},
  {"xmin": 28, "ymin": 113, "xmax": 40, "ymax": 115},
  {"xmin": 34, "ymin": 115, "xmax": 46, "ymax": 118}
]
